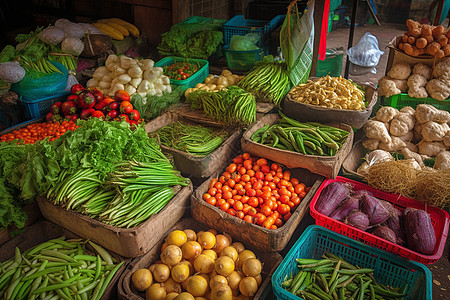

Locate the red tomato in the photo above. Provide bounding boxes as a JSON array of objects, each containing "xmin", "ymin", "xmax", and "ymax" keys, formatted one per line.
[
  {"xmin": 244, "ymin": 215, "xmax": 253, "ymax": 223},
  {"xmin": 260, "ymin": 205, "xmax": 272, "ymax": 216},
  {"xmin": 120, "ymin": 101, "xmax": 133, "ymax": 114},
  {"xmin": 248, "ymin": 197, "xmax": 259, "ymax": 208},
  {"xmin": 114, "ymin": 90, "xmax": 130, "ymax": 102},
  {"xmin": 278, "ymin": 204, "xmax": 290, "ymax": 215},
  {"xmin": 260, "ymin": 165, "xmax": 270, "ymax": 173}
]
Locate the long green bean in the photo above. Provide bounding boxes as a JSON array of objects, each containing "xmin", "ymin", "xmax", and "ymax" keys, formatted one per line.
[{"xmin": 0, "ymin": 237, "xmax": 122, "ymax": 300}]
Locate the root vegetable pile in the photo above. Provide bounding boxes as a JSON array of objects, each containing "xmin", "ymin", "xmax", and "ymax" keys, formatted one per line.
[
  {"xmin": 202, "ymin": 153, "xmax": 311, "ymax": 229},
  {"xmin": 399, "ymin": 19, "xmax": 450, "ymax": 58},
  {"xmin": 132, "ymin": 228, "xmax": 264, "ymax": 299}
]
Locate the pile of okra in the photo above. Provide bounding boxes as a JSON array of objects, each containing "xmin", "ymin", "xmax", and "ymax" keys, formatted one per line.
[
  {"xmin": 0, "ymin": 237, "xmax": 124, "ymax": 300},
  {"xmin": 282, "ymin": 253, "xmax": 408, "ymax": 300},
  {"xmin": 251, "ymin": 113, "xmax": 350, "ymax": 156}
]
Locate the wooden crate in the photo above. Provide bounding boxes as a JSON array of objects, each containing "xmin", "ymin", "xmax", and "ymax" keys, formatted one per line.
[
  {"xmin": 191, "ymin": 161, "xmax": 324, "ymax": 252},
  {"xmin": 0, "ymin": 221, "xmax": 128, "ymax": 300},
  {"xmin": 0, "ymin": 202, "xmax": 42, "ymax": 246},
  {"xmin": 342, "ymin": 140, "xmax": 366, "ymax": 182},
  {"xmin": 241, "ymin": 113, "xmax": 354, "ymax": 179},
  {"xmin": 37, "ymin": 183, "xmax": 193, "ymax": 258},
  {"xmin": 145, "ymin": 112, "xmax": 242, "ymax": 178},
  {"xmin": 117, "ymin": 218, "xmax": 282, "ymax": 300}
]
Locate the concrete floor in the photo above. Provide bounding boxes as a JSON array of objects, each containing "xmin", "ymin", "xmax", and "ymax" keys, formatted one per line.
[{"xmin": 325, "ymin": 23, "xmax": 406, "ymax": 84}]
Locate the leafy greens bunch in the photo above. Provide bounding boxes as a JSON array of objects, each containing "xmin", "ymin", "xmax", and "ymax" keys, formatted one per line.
[{"xmin": 0, "ymin": 118, "xmax": 168, "ymax": 229}]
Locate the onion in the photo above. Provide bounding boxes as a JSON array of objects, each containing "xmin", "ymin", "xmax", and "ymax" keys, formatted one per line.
[
  {"xmin": 383, "ymin": 216, "xmax": 405, "ymax": 245},
  {"xmin": 344, "ymin": 210, "xmax": 370, "ymax": 231},
  {"xmin": 330, "ymin": 196, "xmax": 360, "ymax": 221},
  {"xmin": 360, "ymin": 191, "xmax": 390, "ymax": 225},
  {"xmin": 372, "ymin": 226, "xmax": 397, "ymax": 243}
]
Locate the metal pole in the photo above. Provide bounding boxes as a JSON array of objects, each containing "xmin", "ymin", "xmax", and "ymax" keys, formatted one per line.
[{"xmin": 344, "ymin": 0, "xmax": 358, "ymax": 79}]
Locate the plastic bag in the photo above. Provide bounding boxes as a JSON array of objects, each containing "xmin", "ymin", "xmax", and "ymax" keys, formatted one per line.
[
  {"xmin": 229, "ymin": 33, "xmax": 260, "ymax": 51},
  {"xmin": 11, "ymin": 61, "xmax": 68, "ymax": 100},
  {"xmin": 64, "ymin": 70, "xmax": 79, "ymax": 93},
  {"xmin": 347, "ymin": 32, "xmax": 384, "ymax": 68}
]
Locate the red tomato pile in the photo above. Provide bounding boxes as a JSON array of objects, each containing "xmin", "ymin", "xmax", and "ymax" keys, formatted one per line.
[
  {"xmin": 202, "ymin": 153, "xmax": 311, "ymax": 230},
  {"xmin": 46, "ymin": 84, "xmax": 143, "ymax": 126},
  {"xmin": 0, "ymin": 121, "xmax": 79, "ymax": 144}
]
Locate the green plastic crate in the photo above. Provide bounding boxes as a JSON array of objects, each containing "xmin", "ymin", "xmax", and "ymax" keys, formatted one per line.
[
  {"xmin": 154, "ymin": 57, "xmax": 209, "ymax": 91},
  {"xmin": 224, "ymin": 45, "xmax": 264, "ymax": 72},
  {"xmin": 315, "ymin": 48, "xmax": 343, "ymax": 77},
  {"xmin": 381, "ymin": 93, "xmax": 450, "ymax": 111},
  {"xmin": 330, "ymin": 0, "xmax": 342, "ymax": 12}
]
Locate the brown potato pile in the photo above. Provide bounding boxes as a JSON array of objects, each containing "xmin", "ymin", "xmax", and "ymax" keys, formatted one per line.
[{"xmin": 398, "ymin": 19, "xmax": 450, "ymax": 58}]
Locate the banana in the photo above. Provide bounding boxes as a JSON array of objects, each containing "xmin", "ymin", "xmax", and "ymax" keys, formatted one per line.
[
  {"xmin": 104, "ymin": 22, "xmax": 129, "ymax": 37},
  {"xmin": 92, "ymin": 23, "xmax": 124, "ymax": 40},
  {"xmin": 102, "ymin": 18, "xmax": 140, "ymax": 37}
]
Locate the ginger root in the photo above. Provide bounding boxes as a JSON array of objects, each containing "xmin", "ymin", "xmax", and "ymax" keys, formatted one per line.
[
  {"xmin": 378, "ymin": 136, "xmax": 406, "ymax": 152},
  {"xmin": 426, "ymin": 77, "xmax": 450, "ymax": 101},
  {"xmin": 418, "ymin": 141, "xmax": 446, "ymax": 156},
  {"xmin": 375, "ymin": 106, "xmax": 399, "ymax": 123},
  {"xmin": 407, "ymin": 74, "xmax": 428, "ymax": 98},
  {"xmin": 364, "ymin": 120, "xmax": 392, "ymax": 144},
  {"xmin": 387, "ymin": 62, "xmax": 411, "ymax": 80},
  {"xmin": 362, "ymin": 138, "xmax": 380, "ymax": 151},
  {"xmin": 378, "ymin": 77, "xmax": 401, "ymax": 97},
  {"xmin": 412, "ymin": 63, "xmax": 432, "ymax": 80},
  {"xmin": 401, "ymin": 147, "xmax": 425, "ymax": 168},
  {"xmin": 434, "ymin": 151, "xmax": 450, "ymax": 170}
]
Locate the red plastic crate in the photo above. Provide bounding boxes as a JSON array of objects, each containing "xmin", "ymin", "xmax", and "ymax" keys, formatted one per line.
[{"xmin": 309, "ymin": 176, "xmax": 449, "ymax": 264}]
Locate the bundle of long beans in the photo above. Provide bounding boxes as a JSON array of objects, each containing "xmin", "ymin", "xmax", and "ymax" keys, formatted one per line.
[
  {"xmin": 0, "ymin": 238, "xmax": 123, "ymax": 300},
  {"xmin": 251, "ymin": 113, "xmax": 350, "ymax": 156},
  {"xmin": 186, "ymin": 86, "xmax": 256, "ymax": 126},
  {"xmin": 48, "ymin": 53, "xmax": 78, "ymax": 71},
  {"xmin": 283, "ymin": 253, "xmax": 408, "ymax": 300},
  {"xmin": 237, "ymin": 60, "xmax": 289, "ymax": 106},
  {"xmin": 46, "ymin": 160, "xmax": 190, "ymax": 228},
  {"xmin": 156, "ymin": 121, "xmax": 228, "ymax": 156}
]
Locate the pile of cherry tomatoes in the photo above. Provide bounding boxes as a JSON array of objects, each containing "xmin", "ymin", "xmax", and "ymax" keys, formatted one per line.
[
  {"xmin": 0, "ymin": 120, "xmax": 79, "ymax": 144},
  {"xmin": 202, "ymin": 153, "xmax": 311, "ymax": 230}
]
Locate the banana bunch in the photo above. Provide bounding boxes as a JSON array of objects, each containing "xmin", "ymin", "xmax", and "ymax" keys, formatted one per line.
[{"xmin": 92, "ymin": 18, "xmax": 139, "ymax": 40}]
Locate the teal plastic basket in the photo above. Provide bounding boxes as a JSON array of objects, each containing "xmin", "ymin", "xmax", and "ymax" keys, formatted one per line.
[
  {"xmin": 272, "ymin": 225, "xmax": 432, "ymax": 300},
  {"xmin": 20, "ymin": 92, "xmax": 70, "ymax": 120},
  {"xmin": 154, "ymin": 57, "xmax": 209, "ymax": 91}
]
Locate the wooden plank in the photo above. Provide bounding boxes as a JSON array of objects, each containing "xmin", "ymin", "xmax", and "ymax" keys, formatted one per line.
[
  {"xmin": 172, "ymin": 0, "xmax": 190, "ymax": 24},
  {"xmin": 117, "ymin": 0, "xmax": 170, "ymax": 9}
]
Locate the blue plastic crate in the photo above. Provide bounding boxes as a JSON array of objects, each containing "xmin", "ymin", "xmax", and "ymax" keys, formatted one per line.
[
  {"xmin": 154, "ymin": 57, "xmax": 209, "ymax": 92},
  {"xmin": 223, "ymin": 15, "xmax": 285, "ymax": 52},
  {"xmin": 272, "ymin": 225, "xmax": 432, "ymax": 300},
  {"xmin": 20, "ymin": 92, "xmax": 70, "ymax": 120}
]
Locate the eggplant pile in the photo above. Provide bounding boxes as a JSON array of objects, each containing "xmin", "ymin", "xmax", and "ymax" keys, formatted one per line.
[{"xmin": 315, "ymin": 182, "xmax": 437, "ymax": 255}]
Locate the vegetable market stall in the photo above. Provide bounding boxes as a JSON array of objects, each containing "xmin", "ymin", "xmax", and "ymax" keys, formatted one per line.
[{"xmin": 0, "ymin": 5, "xmax": 449, "ymax": 300}]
